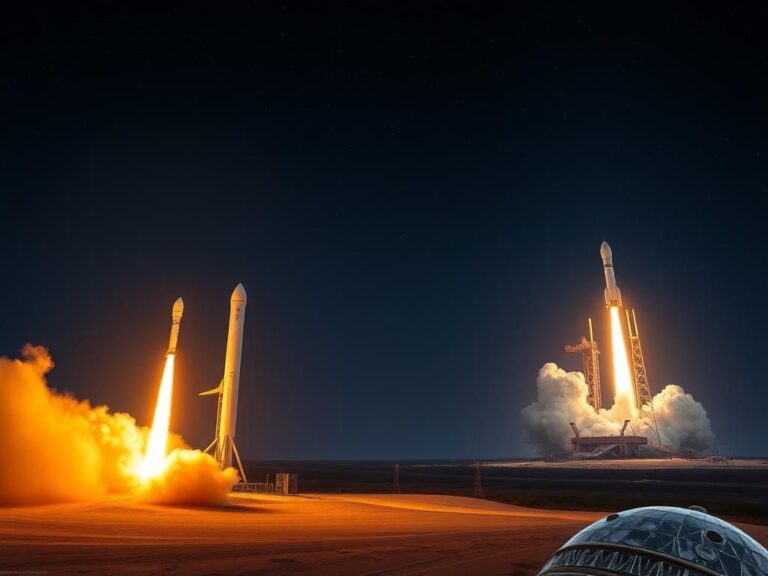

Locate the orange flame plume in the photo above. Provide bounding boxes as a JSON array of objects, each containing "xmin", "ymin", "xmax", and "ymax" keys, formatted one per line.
[
  {"xmin": 139, "ymin": 354, "xmax": 175, "ymax": 479},
  {"xmin": 609, "ymin": 306, "xmax": 637, "ymax": 418}
]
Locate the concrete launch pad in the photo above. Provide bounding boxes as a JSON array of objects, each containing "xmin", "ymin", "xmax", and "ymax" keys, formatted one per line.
[{"xmin": 1, "ymin": 493, "xmax": 766, "ymax": 575}]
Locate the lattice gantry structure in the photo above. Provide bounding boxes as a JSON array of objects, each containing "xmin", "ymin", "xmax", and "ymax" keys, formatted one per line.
[
  {"xmin": 626, "ymin": 309, "xmax": 661, "ymax": 445},
  {"xmin": 565, "ymin": 318, "xmax": 602, "ymax": 411},
  {"xmin": 626, "ymin": 309, "xmax": 652, "ymax": 408}
]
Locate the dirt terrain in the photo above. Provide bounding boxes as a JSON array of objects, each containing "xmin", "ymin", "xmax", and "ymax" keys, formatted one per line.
[{"xmin": 1, "ymin": 493, "xmax": 766, "ymax": 576}]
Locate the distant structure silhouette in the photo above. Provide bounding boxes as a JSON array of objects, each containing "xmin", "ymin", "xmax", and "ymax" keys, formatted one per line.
[
  {"xmin": 393, "ymin": 463, "xmax": 401, "ymax": 494},
  {"xmin": 473, "ymin": 462, "xmax": 483, "ymax": 499}
]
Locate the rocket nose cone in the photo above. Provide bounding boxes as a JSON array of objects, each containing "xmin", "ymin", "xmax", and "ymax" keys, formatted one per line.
[
  {"xmin": 172, "ymin": 297, "xmax": 184, "ymax": 319},
  {"xmin": 231, "ymin": 283, "xmax": 247, "ymax": 303},
  {"xmin": 600, "ymin": 241, "xmax": 612, "ymax": 261}
]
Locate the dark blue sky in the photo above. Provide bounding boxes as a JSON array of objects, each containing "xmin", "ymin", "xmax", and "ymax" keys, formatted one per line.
[{"xmin": 2, "ymin": 3, "xmax": 767, "ymax": 458}]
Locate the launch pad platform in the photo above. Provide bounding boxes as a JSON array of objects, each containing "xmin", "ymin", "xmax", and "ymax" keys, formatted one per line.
[{"xmin": 571, "ymin": 434, "xmax": 649, "ymax": 458}]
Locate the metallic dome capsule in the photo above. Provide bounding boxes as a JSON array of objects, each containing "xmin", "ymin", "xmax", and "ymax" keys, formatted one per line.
[{"xmin": 539, "ymin": 506, "xmax": 768, "ymax": 576}]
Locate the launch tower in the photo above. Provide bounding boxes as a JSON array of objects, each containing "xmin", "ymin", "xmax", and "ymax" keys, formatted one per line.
[
  {"xmin": 626, "ymin": 309, "xmax": 661, "ymax": 445},
  {"xmin": 565, "ymin": 318, "xmax": 602, "ymax": 411},
  {"xmin": 626, "ymin": 309, "xmax": 652, "ymax": 407}
]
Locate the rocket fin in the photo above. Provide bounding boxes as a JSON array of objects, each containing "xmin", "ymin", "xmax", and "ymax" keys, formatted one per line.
[{"xmin": 199, "ymin": 380, "xmax": 223, "ymax": 397}]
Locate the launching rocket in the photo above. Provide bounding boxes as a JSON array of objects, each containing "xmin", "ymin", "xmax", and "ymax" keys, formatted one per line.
[
  {"xmin": 600, "ymin": 241, "xmax": 622, "ymax": 308},
  {"xmin": 200, "ymin": 283, "xmax": 248, "ymax": 480},
  {"xmin": 167, "ymin": 297, "xmax": 184, "ymax": 355}
]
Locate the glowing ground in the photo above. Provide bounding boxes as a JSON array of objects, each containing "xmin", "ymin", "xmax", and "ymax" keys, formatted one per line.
[{"xmin": 2, "ymin": 494, "xmax": 767, "ymax": 575}]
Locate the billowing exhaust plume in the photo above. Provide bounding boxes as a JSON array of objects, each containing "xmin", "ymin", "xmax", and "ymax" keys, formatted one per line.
[
  {"xmin": 0, "ymin": 345, "xmax": 238, "ymax": 506},
  {"xmin": 521, "ymin": 363, "xmax": 714, "ymax": 454}
]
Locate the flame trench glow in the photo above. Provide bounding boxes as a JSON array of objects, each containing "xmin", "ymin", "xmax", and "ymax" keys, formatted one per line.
[
  {"xmin": 139, "ymin": 354, "xmax": 175, "ymax": 480},
  {"xmin": 609, "ymin": 306, "xmax": 637, "ymax": 417}
]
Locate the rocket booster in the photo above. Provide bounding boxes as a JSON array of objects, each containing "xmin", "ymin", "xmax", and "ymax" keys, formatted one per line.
[
  {"xmin": 600, "ymin": 242, "xmax": 622, "ymax": 308},
  {"xmin": 168, "ymin": 297, "xmax": 184, "ymax": 355},
  {"xmin": 199, "ymin": 283, "xmax": 247, "ymax": 473},
  {"xmin": 217, "ymin": 283, "xmax": 247, "ymax": 469}
]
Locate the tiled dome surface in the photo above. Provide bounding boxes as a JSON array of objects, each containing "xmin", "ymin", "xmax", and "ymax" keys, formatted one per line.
[{"xmin": 540, "ymin": 506, "xmax": 768, "ymax": 576}]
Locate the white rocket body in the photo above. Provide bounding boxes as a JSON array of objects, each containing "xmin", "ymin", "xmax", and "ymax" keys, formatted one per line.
[
  {"xmin": 167, "ymin": 297, "xmax": 184, "ymax": 355},
  {"xmin": 200, "ymin": 284, "xmax": 248, "ymax": 478},
  {"xmin": 600, "ymin": 242, "xmax": 623, "ymax": 308},
  {"xmin": 217, "ymin": 283, "xmax": 247, "ymax": 469}
]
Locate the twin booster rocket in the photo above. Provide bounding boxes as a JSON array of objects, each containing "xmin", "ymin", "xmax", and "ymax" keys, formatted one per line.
[
  {"xmin": 600, "ymin": 241, "xmax": 622, "ymax": 308},
  {"xmin": 163, "ymin": 285, "xmax": 248, "ymax": 480}
]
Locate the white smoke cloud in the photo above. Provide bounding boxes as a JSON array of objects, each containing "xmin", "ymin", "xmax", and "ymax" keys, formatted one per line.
[
  {"xmin": 652, "ymin": 384, "xmax": 715, "ymax": 452},
  {"xmin": 521, "ymin": 363, "xmax": 714, "ymax": 455},
  {"xmin": 0, "ymin": 345, "xmax": 238, "ymax": 506}
]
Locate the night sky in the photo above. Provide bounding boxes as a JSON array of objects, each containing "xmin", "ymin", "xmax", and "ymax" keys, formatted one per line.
[{"xmin": 2, "ymin": 3, "xmax": 767, "ymax": 458}]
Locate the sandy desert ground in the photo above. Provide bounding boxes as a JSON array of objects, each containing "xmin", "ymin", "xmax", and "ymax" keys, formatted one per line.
[{"xmin": 1, "ymin": 493, "xmax": 767, "ymax": 576}]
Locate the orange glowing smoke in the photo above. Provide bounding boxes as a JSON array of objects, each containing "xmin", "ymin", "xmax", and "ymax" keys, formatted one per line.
[
  {"xmin": 139, "ymin": 354, "xmax": 175, "ymax": 480},
  {"xmin": 0, "ymin": 345, "xmax": 238, "ymax": 506},
  {"xmin": 609, "ymin": 306, "xmax": 637, "ymax": 418}
]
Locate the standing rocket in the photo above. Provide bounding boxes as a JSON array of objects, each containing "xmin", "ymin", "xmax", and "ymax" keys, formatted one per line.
[
  {"xmin": 600, "ymin": 241, "xmax": 623, "ymax": 308},
  {"xmin": 168, "ymin": 297, "xmax": 184, "ymax": 355},
  {"xmin": 201, "ymin": 283, "xmax": 248, "ymax": 482}
]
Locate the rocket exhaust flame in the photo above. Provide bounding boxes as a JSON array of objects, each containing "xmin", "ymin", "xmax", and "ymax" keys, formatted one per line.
[
  {"xmin": 609, "ymin": 306, "xmax": 637, "ymax": 418},
  {"xmin": 139, "ymin": 353, "xmax": 176, "ymax": 480},
  {"xmin": 138, "ymin": 297, "xmax": 185, "ymax": 480}
]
